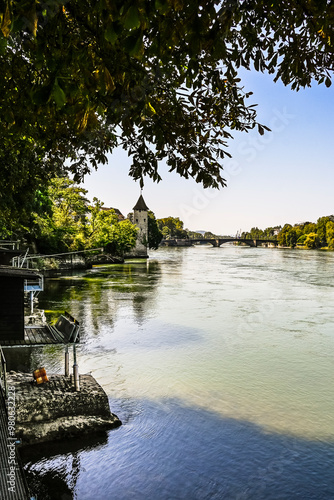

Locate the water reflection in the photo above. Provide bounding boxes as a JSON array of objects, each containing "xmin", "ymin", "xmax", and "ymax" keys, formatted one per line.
[
  {"xmin": 10, "ymin": 248, "xmax": 334, "ymax": 499},
  {"xmin": 21, "ymin": 431, "xmax": 111, "ymax": 500},
  {"xmin": 21, "ymin": 398, "xmax": 334, "ymax": 500},
  {"xmin": 38, "ymin": 261, "xmax": 162, "ymax": 336},
  {"xmin": 6, "ymin": 260, "xmax": 163, "ymax": 374}
]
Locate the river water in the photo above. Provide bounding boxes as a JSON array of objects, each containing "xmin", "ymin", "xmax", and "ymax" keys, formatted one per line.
[{"xmin": 10, "ymin": 246, "xmax": 334, "ymax": 499}]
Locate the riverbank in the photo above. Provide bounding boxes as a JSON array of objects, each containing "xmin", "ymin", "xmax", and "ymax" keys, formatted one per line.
[
  {"xmin": 33, "ymin": 252, "xmax": 124, "ymax": 275},
  {"xmin": 8, "ymin": 372, "xmax": 121, "ymax": 446}
]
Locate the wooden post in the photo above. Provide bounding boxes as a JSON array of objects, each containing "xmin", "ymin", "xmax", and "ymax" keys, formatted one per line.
[
  {"xmin": 73, "ymin": 364, "xmax": 80, "ymax": 391},
  {"xmin": 73, "ymin": 343, "xmax": 80, "ymax": 391},
  {"xmin": 65, "ymin": 346, "xmax": 69, "ymax": 377}
]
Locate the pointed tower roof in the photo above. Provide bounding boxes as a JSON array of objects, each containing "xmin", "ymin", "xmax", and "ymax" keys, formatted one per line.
[{"xmin": 133, "ymin": 194, "xmax": 149, "ymax": 211}]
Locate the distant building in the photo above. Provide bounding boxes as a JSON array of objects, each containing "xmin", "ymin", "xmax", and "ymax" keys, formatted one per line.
[
  {"xmin": 100, "ymin": 207, "xmax": 125, "ymax": 221},
  {"xmin": 128, "ymin": 194, "xmax": 149, "ymax": 258}
]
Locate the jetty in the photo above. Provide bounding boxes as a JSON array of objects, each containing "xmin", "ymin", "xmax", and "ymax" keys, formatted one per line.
[{"xmin": 1, "ymin": 313, "xmax": 80, "ymax": 348}]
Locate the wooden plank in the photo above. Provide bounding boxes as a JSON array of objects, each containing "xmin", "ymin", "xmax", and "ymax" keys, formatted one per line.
[
  {"xmin": 2, "ymin": 324, "xmax": 80, "ymax": 347},
  {"xmin": 27, "ymin": 329, "xmax": 37, "ymax": 345},
  {"xmin": 29, "ymin": 328, "xmax": 40, "ymax": 344},
  {"xmin": 38, "ymin": 328, "xmax": 52, "ymax": 344},
  {"xmin": 24, "ymin": 329, "xmax": 33, "ymax": 345}
]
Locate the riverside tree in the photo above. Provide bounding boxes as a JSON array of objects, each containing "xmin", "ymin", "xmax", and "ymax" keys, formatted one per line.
[
  {"xmin": 326, "ymin": 221, "xmax": 334, "ymax": 249},
  {"xmin": 32, "ymin": 177, "xmax": 89, "ymax": 252},
  {"xmin": 156, "ymin": 216, "xmax": 187, "ymax": 239},
  {"xmin": 147, "ymin": 211, "xmax": 163, "ymax": 249},
  {"xmin": 31, "ymin": 177, "xmax": 138, "ymax": 255},
  {"xmin": 248, "ymin": 216, "xmax": 334, "ymax": 249},
  {"xmin": 1, "ymin": 0, "xmax": 334, "ymax": 224}
]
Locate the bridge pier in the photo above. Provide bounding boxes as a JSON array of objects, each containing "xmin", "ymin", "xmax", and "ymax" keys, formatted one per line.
[{"xmin": 207, "ymin": 239, "xmax": 219, "ymax": 247}]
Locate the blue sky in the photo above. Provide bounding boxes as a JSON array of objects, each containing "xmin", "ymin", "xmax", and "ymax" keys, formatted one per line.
[{"xmin": 81, "ymin": 69, "xmax": 334, "ymax": 235}]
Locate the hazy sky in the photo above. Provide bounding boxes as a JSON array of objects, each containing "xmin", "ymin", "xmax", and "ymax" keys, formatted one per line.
[{"xmin": 81, "ymin": 69, "xmax": 334, "ymax": 235}]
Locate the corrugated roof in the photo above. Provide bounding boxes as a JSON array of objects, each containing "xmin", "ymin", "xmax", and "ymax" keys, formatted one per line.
[{"xmin": 133, "ymin": 194, "xmax": 149, "ymax": 211}]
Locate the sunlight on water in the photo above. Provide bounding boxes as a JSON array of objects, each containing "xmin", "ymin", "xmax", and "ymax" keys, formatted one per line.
[
  {"xmin": 71, "ymin": 246, "xmax": 334, "ymax": 441},
  {"xmin": 13, "ymin": 246, "xmax": 334, "ymax": 499}
]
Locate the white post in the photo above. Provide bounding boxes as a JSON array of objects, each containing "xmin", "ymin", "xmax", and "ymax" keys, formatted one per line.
[{"xmin": 30, "ymin": 291, "xmax": 34, "ymax": 314}]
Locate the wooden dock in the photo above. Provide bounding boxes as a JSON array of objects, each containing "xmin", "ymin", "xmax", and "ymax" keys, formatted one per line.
[
  {"xmin": 1, "ymin": 321, "xmax": 80, "ymax": 348},
  {"xmin": 0, "ymin": 394, "xmax": 30, "ymax": 499}
]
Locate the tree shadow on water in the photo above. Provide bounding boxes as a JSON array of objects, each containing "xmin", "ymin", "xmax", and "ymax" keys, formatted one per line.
[{"xmin": 20, "ymin": 399, "xmax": 334, "ymax": 500}]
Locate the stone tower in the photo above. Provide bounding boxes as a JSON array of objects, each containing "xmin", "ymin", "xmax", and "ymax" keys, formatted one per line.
[{"xmin": 132, "ymin": 194, "xmax": 149, "ymax": 257}]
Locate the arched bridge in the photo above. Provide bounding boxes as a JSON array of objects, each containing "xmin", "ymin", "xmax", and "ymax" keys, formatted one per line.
[
  {"xmin": 190, "ymin": 238, "xmax": 278, "ymax": 247},
  {"xmin": 161, "ymin": 238, "xmax": 278, "ymax": 247}
]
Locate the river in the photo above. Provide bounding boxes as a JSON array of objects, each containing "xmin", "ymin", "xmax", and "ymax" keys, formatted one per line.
[{"xmin": 9, "ymin": 246, "xmax": 334, "ymax": 499}]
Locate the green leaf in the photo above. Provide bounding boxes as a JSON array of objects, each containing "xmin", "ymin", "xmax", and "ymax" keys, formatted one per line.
[
  {"xmin": 325, "ymin": 77, "xmax": 332, "ymax": 88},
  {"xmin": 3, "ymin": 109, "xmax": 15, "ymax": 125},
  {"xmin": 52, "ymin": 80, "xmax": 66, "ymax": 107},
  {"xmin": 145, "ymin": 102, "xmax": 156, "ymax": 115},
  {"xmin": 123, "ymin": 6, "xmax": 141, "ymax": 30},
  {"xmin": 155, "ymin": 0, "xmax": 169, "ymax": 14},
  {"xmin": 0, "ymin": 34, "xmax": 7, "ymax": 54},
  {"xmin": 104, "ymin": 25, "xmax": 118, "ymax": 44},
  {"xmin": 32, "ymin": 85, "xmax": 52, "ymax": 105},
  {"xmin": 124, "ymin": 35, "xmax": 144, "ymax": 58}
]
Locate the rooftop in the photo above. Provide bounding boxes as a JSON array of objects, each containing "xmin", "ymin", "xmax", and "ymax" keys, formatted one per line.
[{"xmin": 133, "ymin": 194, "xmax": 149, "ymax": 211}]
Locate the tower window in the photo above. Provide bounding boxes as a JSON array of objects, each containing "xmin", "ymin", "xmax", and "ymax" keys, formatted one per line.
[{"xmin": 136, "ymin": 219, "xmax": 138, "ymax": 222}]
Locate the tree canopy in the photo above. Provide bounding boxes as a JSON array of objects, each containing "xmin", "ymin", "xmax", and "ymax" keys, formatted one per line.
[
  {"xmin": 1, "ymin": 0, "xmax": 334, "ymax": 218},
  {"xmin": 30, "ymin": 177, "xmax": 138, "ymax": 255},
  {"xmin": 156, "ymin": 216, "xmax": 187, "ymax": 239},
  {"xmin": 243, "ymin": 216, "xmax": 334, "ymax": 249},
  {"xmin": 147, "ymin": 211, "xmax": 163, "ymax": 249}
]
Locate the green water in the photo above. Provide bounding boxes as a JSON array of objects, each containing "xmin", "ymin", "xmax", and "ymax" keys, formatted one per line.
[{"xmin": 12, "ymin": 246, "xmax": 334, "ymax": 499}]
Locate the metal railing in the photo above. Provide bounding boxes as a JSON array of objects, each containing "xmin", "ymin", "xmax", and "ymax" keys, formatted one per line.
[
  {"xmin": 0, "ymin": 347, "xmax": 8, "ymax": 399},
  {"xmin": 0, "ymin": 240, "xmax": 19, "ymax": 250},
  {"xmin": 11, "ymin": 248, "xmax": 30, "ymax": 268},
  {"xmin": 24, "ymin": 276, "xmax": 44, "ymax": 314},
  {"xmin": 12, "ymin": 247, "xmax": 104, "ymax": 269},
  {"xmin": 24, "ymin": 276, "xmax": 44, "ymax": 291}
]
